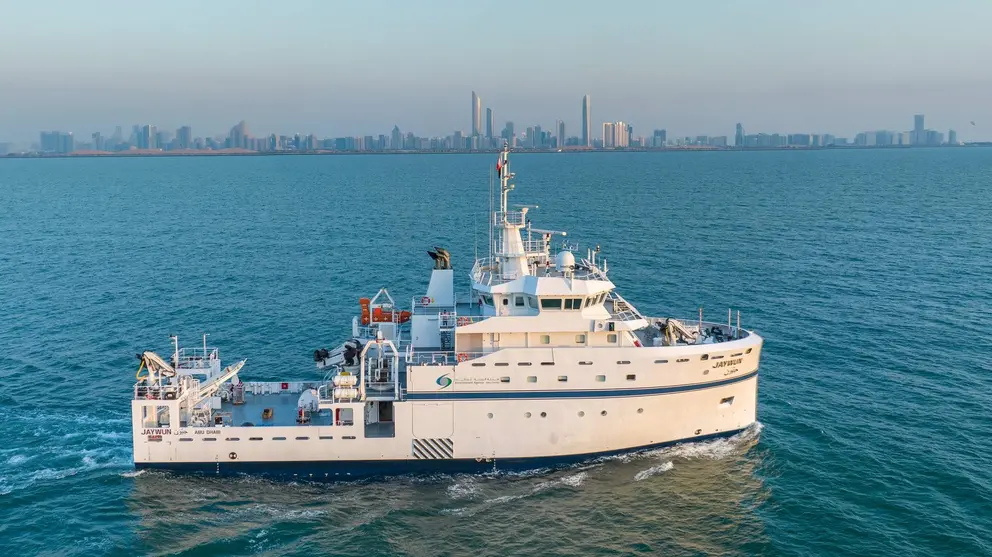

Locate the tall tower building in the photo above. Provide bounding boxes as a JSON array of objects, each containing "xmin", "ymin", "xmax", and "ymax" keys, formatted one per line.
[
  {"xmin": 914, "ymin": 114, "xmax": 924, "ymax": 145},
  {"xmin": 486, "ymin": 108, "xmax": 495, "ymax": 140},
  {"xmin": 471, "ymin": 92, "xmax": 482, "ymax": 137},
  {"xmin": 556, "ymin": 120, "xmax": 565, "ymax": 148},
  {"xmin": 603, "ymin": 122, "xmax": 615, "ymax": 148},
  {"xmin": 582, "ymin": 95, "xmax": 591, "ymax": 146},
  {"xmin": 735, "ymin": 123, "xmax": 744, "ymax": 147}
]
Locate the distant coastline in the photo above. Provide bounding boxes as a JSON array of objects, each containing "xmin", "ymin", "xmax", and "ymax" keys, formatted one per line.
[{"xmin": 2, "ymin": 143, "xmax": 989, "ymax": 159}]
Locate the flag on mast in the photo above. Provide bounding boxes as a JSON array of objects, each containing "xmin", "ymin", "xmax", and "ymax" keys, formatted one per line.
[{"xmin": 496, "ymin": 157, "xmax": 503, "ymax": 177}]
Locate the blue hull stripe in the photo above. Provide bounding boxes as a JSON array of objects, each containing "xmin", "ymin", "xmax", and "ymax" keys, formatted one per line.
[
  {"xmin": 405, "ymin": 369, "xmax": 758, "ymax": 400},
  {"xmin": 135, "ymin": 427, "xmax": 749, "ymax": 479}
]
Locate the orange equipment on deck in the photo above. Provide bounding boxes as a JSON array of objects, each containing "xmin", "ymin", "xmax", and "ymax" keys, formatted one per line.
[
  {"xmin": 360, "ymin": 298, "xmax": 371, "ymax": 325},
  {"xmin": 362, "ymin": 297, "xmax": 411, "ymax": 325}
]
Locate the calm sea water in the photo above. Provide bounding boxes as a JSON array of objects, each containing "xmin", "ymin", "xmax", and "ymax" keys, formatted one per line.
[{"xmin": 1, "ymin": 149, "xmax": 990, "ymax": 556}]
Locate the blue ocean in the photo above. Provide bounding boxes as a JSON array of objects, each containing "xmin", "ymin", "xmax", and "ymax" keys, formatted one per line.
[{"xmin": 0, "ymin": 149, "xmax": 990, "ymax": 556}]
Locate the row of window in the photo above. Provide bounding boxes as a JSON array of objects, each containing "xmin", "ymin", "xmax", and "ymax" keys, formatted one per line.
[
  {"xmin": 488, "ymin": 293, "xmax": 610, "ymax": 311},
  {"xmin": 486, "ymin": 408, "xmax": 643, "ymax": 419},
  {"xmin": 163, "ymin": 435, "xmax": 351, "ymax": 443},
  {"xmin": 468, "ymin": 347, "xmax": 752, "ymax": 367}
]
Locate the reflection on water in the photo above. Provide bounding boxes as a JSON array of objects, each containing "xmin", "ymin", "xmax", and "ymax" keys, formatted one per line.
[{"xmin": 125, "ymin": 424, "xmax": 770, "ymax": 556}]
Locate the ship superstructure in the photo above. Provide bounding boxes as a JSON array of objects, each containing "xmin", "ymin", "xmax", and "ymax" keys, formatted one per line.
[{"xmin": 131, "ymin": 144, "xmax": 763, "ymax": 477}]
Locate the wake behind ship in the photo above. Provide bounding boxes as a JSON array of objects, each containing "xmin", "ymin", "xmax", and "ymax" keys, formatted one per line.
[{"xmin": 131, "ymin": 144, "xmax": 763, "ymax": 478}]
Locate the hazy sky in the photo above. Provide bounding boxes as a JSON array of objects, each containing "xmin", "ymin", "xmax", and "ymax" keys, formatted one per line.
[{"xmin": 1, "ymin": 0, "xmax": 991, "ymax": 143}]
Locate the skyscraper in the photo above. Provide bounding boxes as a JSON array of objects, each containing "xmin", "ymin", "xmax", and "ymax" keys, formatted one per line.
[
  {"xmin": 914, "ymin": 114, "xmax": 924, "ymax": 145},
  {"xmin": 735, "ymin": 123, "xmax": 744, "ymax": 147},
  {"xmin": 471, "ymin": 91, "xmax": 482, "ymax": 137},
  {"xmin": 581, "ymin": 95, "xmax": 591, "ymax": 147},
  {"xmin": 948, "ymin": 129, "xmax": 957, "ymax": 145},
  {"xmin": 176, "ymin": 126, "xmax": 192, "ymax": 150},
  {"xmin": 602, "ymin": 122, "xmax": 615, "ymax": 148},
  {"xmin": 391, "ymin": 125, "xmax": 402, "ymax": 150},
  {"xmin": 486, "ymin": 108, "xmax": 495, "ymax": 140},
  {"xmin": 556, "ymin": 120, "xmax": 565, "ymax": 148}
]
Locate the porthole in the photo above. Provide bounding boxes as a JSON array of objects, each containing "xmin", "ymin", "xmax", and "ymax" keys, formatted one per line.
[
  {"xmin": 617, "ymin": 360, "xmax": 631, "ymax": 365},
  {"xmin": 677, "ymin": 358, "xmax": 689, "ymax": 363},
  {"xmin": 518, "ymin": 362, "xmax": 532, "ymax": 366},
  {"xmin": 225, "ymin": 437, "xmax": 240, "ymax": 441},
  {"xmin": 654, "ymin": 359, "xmax": 668, "ymax": 364},
  {"xmin": 595, "ymin": 375, "xmax": 606, "ymax": 382},
  {"xmin": 273, "ymin": 437, "xmax": 287, "ymax": 441},
  {"xmin": 703, "ymin": 370, "xmax": 709, "ymax": 375},
  {"xmin": 487, "ymin": 413, "xmax": 494, "ymax": 419},
  {"xmin": 500, "ymin": 376, "xmax": 511, "ymax": 383},
  {"xmin": 203, "ymin": 437, "xmax": 217, "ymax": 441},
  {"xmin": 607, "ymin": 333, "xmax": 618, "ymax": 343},
  {"xmin": 295, "ymin": 436, "xmax": 309, "ymax": 440},
  {"xmin": 319, "ymin": 436, "xmax": 333, "ymax": 440},
  {"xmin": 626, "ymin": 374, "xmax": 636, "ymax": 381},
  {"xmin": 557, "ymin": 376, "xmax": 568, "ymax": 382},
  {"xmin": 527, "ymin": 376, "xmax": 537, "ymax": 383},
  {"xmin": 249, "ymin": 437, "xmax": 263, "ymax": 441},
  {"xmin": 495, "ymin": 362, "xmax": 509, "ymax": 367},
  {"xmin": 525, "ymin": 412, "xmax": 532, "ymax": 418},
  {"xmin": 575, "ymin": 334, "xmax": 586, "ymax": 343},
  {"xmin": 637, "ymin": 408, "xmax": 644, "ymax": 414},
  {"xmin": 746, "ymin": 348, "xmax": 753, "ymax": 354},
  {"xmin": 579, "ymin": 361, "xmax": 593, "ymax": 365},
  {"xmin": 732, "ymin": 352, "xmax": 743, "ymax": 357},
  {"xmin": 600, "ymin": 410, "xmax": 608, "ymax": 416},
  {"xmin": 540, "ymin": 412, "xmax": 547, "ymax": 418},
  {"xmin": 471, "ymin": 363, "xmax": 486, "ymax": 367},
  {"xmin": 701, "ymin": 354, "xmax": 709, "ymax": 361},
  {"xmin": 578, "ymin": 411, "xmax": 585, "ymax": 417},
  {"xmin": 541, "ymin": 362, "xmax": 555, "ymax": 366},
  {"xmin": 540, "ymin": 335, "xmax": 551, "ymax": 344}
]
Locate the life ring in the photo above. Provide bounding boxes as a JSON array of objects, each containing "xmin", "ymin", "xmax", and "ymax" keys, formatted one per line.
[
  {"xmin": 457, "ymin": 317, "xmax": 471, "ymax": 326},
  {"xmin": 229, "ymin": 452, "xmax": 238, "ymax": 460},
  {"xmin": 457, "ymin": 353, "xmax": 469, "ymax": 362}
]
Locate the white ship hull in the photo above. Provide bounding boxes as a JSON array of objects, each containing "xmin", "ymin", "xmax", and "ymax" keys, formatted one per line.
[{"xmin": 132, "ymin": 340, "xmax": 760, "ymax": 478}]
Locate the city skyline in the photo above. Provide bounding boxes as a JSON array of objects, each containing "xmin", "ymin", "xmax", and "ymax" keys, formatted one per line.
[
  {"xmin": 1, "ymin": 2, "xmax": 991, "ymax": 143},
  {"xmin": 18, "ymin": 97, "xmax": 970, "ymax": 156}
]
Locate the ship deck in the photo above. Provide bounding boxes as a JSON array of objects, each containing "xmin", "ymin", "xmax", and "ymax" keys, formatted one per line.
[{"xmin": 222, "ymin": 393, "xmax": 333, "ymax": 427}]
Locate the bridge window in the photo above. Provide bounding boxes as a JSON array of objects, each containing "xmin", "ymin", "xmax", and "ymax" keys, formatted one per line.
[
  {"xmin": 514, "ymin": 296, "xmax": 524, "ymax": 307},
  {"xmin": 502, "ymin": 297, "xmax": 509, "ymax": 306},
  {"xmin": 575, "ymin": 334, "xmax": 586, "ymax": 344},
  {"xmin": 527, "ymin": 296, "xmax": 538, "ymax": 308},
  {"xmin": 540, "ymin": 298, "xmax": 562, "ymax": 310},
  {"xmin": 564, "ymin": 298, "xmax": 584, "ymax": 310},
  {"xmin": 607, "ymin": 333, "xmax": 618, "ymax": 343},
  {"xmin": 540, "ymin": 335, "xmax": 550, "ymax": 345}
]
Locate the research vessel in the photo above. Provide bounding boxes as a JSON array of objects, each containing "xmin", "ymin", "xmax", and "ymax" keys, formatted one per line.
[{"xmin": 131, "ymin": 144, "xmax": 763, "ymax": 477}]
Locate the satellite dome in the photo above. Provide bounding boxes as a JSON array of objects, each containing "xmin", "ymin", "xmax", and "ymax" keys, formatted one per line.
[{"xmin": 555, "ymin": 251, "xmax": 576, "ymax": 271}]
